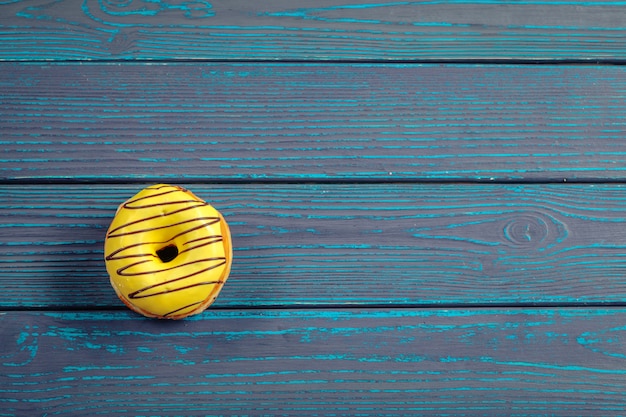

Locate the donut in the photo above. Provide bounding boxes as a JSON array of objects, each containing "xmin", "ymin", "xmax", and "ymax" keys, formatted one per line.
[{"xmin": 104, "ymin": 184, "xmax": 232, "ymax": 319}]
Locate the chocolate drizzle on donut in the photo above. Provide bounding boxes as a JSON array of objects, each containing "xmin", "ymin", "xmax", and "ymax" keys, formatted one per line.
[{"xmin": 105, "ymin": 185, "xmax": 230, "ymax": 318}]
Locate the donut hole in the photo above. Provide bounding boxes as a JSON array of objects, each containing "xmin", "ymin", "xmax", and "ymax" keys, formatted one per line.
[{"xmin": 156, "ymin": 244, "xmax": 179, "ymax": 263}]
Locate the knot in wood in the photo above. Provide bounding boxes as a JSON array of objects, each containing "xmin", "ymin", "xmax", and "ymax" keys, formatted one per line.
[{"xmin": 503, "ymin": 214, "xmax": 549, "ymax": 248}]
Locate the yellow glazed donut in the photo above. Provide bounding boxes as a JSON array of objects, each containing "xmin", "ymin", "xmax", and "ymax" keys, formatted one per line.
[{"xmin": 104, "ymin": 184, "xmax": 232, "ymax": 319}]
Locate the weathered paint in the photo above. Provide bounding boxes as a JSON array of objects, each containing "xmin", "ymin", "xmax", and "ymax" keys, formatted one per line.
[
  {"xmin": 3, "ymin": 184, "xmax": 626, "ymax": 308},
  {"xmin": 1, "ymin": 63, "xmax": 625, "ymax": 182},
  {"xmin": 2, "ymin": 309, "xmax": 626, "ymax": 415},
  {"xmin": 0, "ymin": 0, "xmax": 625, "ymax": 60},
  {"xmin": 1, "ymin": 1, "xmax": 625, "ymax": 415}
]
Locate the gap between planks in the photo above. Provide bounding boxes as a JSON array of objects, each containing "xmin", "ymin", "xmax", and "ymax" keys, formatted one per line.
[
  {"xmin": 3, "ymin": 178, "xmax": 626, "ymax": 186},
  {"xmin": 5, "ymin": 58, "xmax": 626, "ymax": 65},
  {"xmin": 3, "ymin": 301, "xmax": 626, "ymax": 313}
]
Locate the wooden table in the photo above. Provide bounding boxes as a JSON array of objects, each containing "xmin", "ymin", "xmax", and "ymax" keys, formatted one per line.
[{"xmin": 2, "ymin": 1, "xmax": 626, "ymax": 415}]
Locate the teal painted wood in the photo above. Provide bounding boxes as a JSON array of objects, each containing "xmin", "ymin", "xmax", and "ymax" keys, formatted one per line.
[
  {"xmin": 2, "ymin": 308, "xmax": 626, "ymax": 416},
  {"xmin": 2, "ymin": 0, "xmax": 624, "ymax": 413},
  {"xmin": 2, "ymin": 63, "xmax": 626, "ymax": 182},
  {"xmin": 0, "ymin": 0, "xmax": 625, "ymax": 61},
  {"xmin": 3, "ymin": 184, "xmax": 626, "ymax": 308}
]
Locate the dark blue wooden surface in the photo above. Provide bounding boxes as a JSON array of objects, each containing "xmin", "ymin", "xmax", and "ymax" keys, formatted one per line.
[
  {"xmin": 4, "ymin": 184, "xmax": 626, "ymax": 309},
  {"xmin": 2, "ymin": 63, "xmax": 626, "ymax": 182},
  {"xmin": 2, "ymin": 1, "xmax": 626, "ymax": 416},
  {"xmin": 3, "ymin": 308, "xmax": 626, "ymax": 415},
  {"xmin": 0, "ymin": 0, "xmax": 625, "ymax": 61}
]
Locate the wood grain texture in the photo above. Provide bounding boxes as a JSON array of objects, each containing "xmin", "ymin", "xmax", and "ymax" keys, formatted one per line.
[
  {"xmin": 3, "ymin": 308, "xmax": 626, "ymax": 416},
  {"xmin": 3, "ymin": 184, "xmax": 626, "ymax": 308},
  {"xmin": 1, "ymin": 0, "xmax": 625, "ymax": 61},
  {"xmin": 3, "ymin": 0, "xmax": 625, "ymax": 414},
  {"xmin": 2, "ymin": 63, "xmax": 626, "ymax": 182}
]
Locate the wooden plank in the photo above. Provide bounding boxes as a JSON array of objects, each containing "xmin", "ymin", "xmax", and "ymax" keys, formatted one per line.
[
  {"xmin": 2, "ymin": 63, "xmax": 626, "ymax": 182},
  {"xmin": 1, "ymin": 0, "xmax": 625, "ymax": 61},
  {"xmin": 3, "ymin": 183, "xmax": 626, "ymax": 309},
  {"xmin": 2, "ymin": 308, "xmax": 626, "ymax": 415}
]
